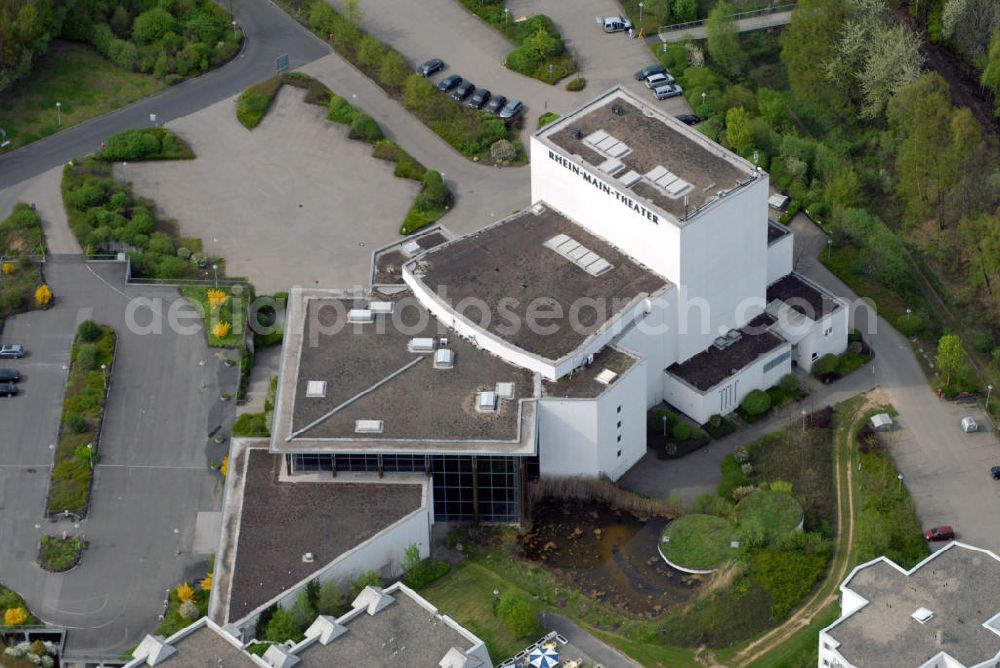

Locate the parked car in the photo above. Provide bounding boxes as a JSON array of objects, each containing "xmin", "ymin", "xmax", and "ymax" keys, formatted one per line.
[
  {"xmin": 418, "ymin": 58, "xmax": 444, "ymax": 77},
  {"xmin": 499, "ymin": 99, "xmax": 523, "ymax": 119},
  {"xmin": 924, "ymin": 526, "xmax": 955, "ymax": 542},
  {"xmin": 598, "ymin": 16, "xmax": 633, "ymax": 33},
  {"xmin": 654, "ymin": 84, "xmax": 684, "ymax": 100},
  {"xmin": 634, "ymin": 64, "xmax": 666, "ymax": 81},
  {"xmin": 467, "ymin": 88, "xmax": 491, "ymax": 109},
  {"xmin": 676, "ymin": 114, "xmax": 701, "ymax": 125},
  {"xmin": 436, "ymin": 74, "xmax": 462, "ymax": 92},
  {"xmin": 991, "ymin": 466, "xmax": 1000, "ymax": 480},
  {"xmin": 0, "ymin": 381, "xmax": 16, "ymax": 397},
  {"xmin": 484, "ymin": 94, "xmax": 507, "ymax": 115},
  {"xmin": 645, "ymin": 72, "xmax": 675, "ymax": 88},
  {"xmin": 0, "ymin": 369, "xmax": 20, "ymax": 383},
  {"xmin": 961, "ymin": 416, "xmax": 978, "ymax": 433},
  {"xmin": 0, "ymin": 344, "xmax": 25, "ymax": 359},
  {"xmin": 451, "ymin": 81, "xmax": 475, "ymax": 101}
]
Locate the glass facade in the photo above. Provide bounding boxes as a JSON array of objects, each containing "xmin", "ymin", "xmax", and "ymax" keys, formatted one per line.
[{"xmin": 289, "ymin": 453, "xmax": 535, "ymax": 522}]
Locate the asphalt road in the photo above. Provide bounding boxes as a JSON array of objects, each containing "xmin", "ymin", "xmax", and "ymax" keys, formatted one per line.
[
  {"xmin": 0, "ymin": 257, "xmax": 237, "ymax": 657},
  {"xmin": 0, "ymin": 0, "xmax": 330, "ymax": 191}
]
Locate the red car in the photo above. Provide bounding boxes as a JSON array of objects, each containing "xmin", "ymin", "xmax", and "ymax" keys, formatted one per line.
[{"xmin": 924, "ymin": 526, "xmax": 955, "ymax": 542}]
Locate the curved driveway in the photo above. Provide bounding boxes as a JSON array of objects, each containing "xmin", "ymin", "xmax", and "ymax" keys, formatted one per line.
[{"xmin": 0, "ymin": 0, "xmax": 330, "ymax": 191}]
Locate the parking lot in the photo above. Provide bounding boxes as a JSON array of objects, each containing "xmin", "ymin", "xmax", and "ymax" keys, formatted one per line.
[{"xmin": 0, "ymin": 257, "xmax": 235, "ymax": 656}]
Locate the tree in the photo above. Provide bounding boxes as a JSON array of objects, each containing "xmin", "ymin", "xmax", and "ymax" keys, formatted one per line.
[
  {"xmin": 706, "ymin": 2, "xmax": 745, "ymax": 76},
  {"xmin": 781, "ymin": 0, "xmax": 848, "ymax": 112},
  {"xmin": 982, "ymin": 29, "xmax": 1000, "ymax": 116},
  {"xmin": 724, "ymin": 106, "xmax": 751, "ymax": 154},
  {"xmin": 316, "ymin": 580, "xmax": 343, "ymax": 615},
  {"xmin": 496, "ymin": 590, "xmax": 540, "ymax": 638},
  {"xmin": 402, "ymin": 543, "xmax": 421, "ymax": 576},
  {"xmin": 131, "ymin": 7, "xmax": 177, "ymax": 44},
  {"xmin": 4, "ymin": 606, "xmax": 27, "ymax": 626},
  {"xmin": 264, "ymin": 608, "xmax": 304, "ymax": 643},
  {"xmin": 936, "ymin": 334, "xmax": 969, "ymax": 386},
  {"xmin": 291, "ymin": 590, "xmax": 316, "ymax": 628},
  {"xmin": 941, "ymin": 0, "xmax": 1000, "ymax": 61},
  {"xmin": 856, "ymin": 24, "xmax": 924, "ymax": 119},
  {"xmin": 673, "ymin": 0, "xmax": 697, "ymax": 23},
  {"xmin": 379, "ymin": 50, "xmax": 410, "ymax": 90},
  {"xmin": 342, "ymin": 0, "xmax": 363, "ymax": 26},
  {"xmin": 355, "ymin": 35, "xmax": 385, "ymax": 68}
]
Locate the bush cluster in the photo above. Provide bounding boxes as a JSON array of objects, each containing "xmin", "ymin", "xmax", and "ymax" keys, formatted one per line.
[
  {"xmin": 402, "ymin": 170, "xmax": 453, "ymax": 235},
  {"xmin": 739, "ymin": 389, "xmax": 771, "ymax": 418},
  {"xmin": 495, "ymin": 590, "xmax": 542, "ymax": 639},
  {"xmin": 101, "ymin": 128, "xmax": 194, "ymax": 161},
  {"xmin": 0, "ymin": 202, "xmax": 46, "ymax": 256},
  {"xmin": 237, "ymin": 77, "xmax": 282, "ymax": 129},
  {"xmin": 232, "ymin": 412, "xmax": 269, "ymax": 437}
]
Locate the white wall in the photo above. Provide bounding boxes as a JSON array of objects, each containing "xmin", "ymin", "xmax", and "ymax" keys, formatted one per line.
[
  {"xmin": 618, "ymin": 290, "xmax": 678, "ymax": 406},
  {"xmin": 675, "ymin": 177, "xmax": 770, "ymax": 362},
  {"xmin": 538, "ymin": 355, "xmax": 647, "ymax": 481},
  {"xmin": 794, "ymin": 305, "xmax": 849, "ymax": 371},
  {"xmin": 229, "ymin": 482, "xmax": 432, "ymax": 635},
  {"xmin": 662, "ymin": 342, "xmax": 792, "ymax": 424},
  {"xmin": 767, "ymin": 231, "xmax": 794, "ymax": 285}
]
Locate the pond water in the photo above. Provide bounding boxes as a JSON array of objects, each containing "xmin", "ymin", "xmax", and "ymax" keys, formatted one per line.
[{"xmin": 521, "ymin": 498, "xmax": 702, "ymax": 618}]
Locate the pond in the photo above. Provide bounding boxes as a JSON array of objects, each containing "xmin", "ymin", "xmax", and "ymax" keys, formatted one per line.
[{"xmin": 521, "ymin": 497, "xmax": 702, "ymax": 618}]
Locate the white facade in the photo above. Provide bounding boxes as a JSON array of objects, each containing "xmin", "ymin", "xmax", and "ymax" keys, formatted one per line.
[
  {"xmin": 538, "ymin": 352, "xmax": 648, "ymax": 481},
  {"xmin": 767, "ymin": 225, "xmax": 794, "ymax": 284},
  {"xmin": 662, "ymin": 342, "xmax": 792, "ymax": 425}
]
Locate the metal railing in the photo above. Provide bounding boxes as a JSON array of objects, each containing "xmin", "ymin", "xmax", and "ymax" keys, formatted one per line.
[{"xmin": 657, "ymin": 3, "xmax": 796, "ymax": 35}]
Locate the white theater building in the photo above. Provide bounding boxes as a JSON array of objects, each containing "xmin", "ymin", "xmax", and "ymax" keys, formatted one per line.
[{"xmin": 269, "ymin": 86, "xmax": 848, "ymax": 523}]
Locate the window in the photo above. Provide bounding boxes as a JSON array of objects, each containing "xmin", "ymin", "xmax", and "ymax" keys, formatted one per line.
[
  {"xmin": 824, "ymin": 326, "xmax": 833, "ymax": 336},
  {"xmin": 617, "ymin": 434, "xmax": 622, "ymax": 442},
  {"xmin": 812, "ymin": 351, "xmax": 819, "ymax": 360},
  {"xmin": 617, "ymin": 420, "xmax": 621, "ymax": 429},
  {"xmin": 763, "ymin": 350, "xmax": 791, "ymax": 373},
  {"xmin": 617, "ymin": 405, "xmax": 621, "ymax": 414},
  {"xmin": 617, "ymin": 449, "xmax": 622, "ymax": 458}
]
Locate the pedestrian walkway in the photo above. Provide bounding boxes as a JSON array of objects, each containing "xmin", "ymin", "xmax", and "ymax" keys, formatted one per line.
[
  {"xmin": 654, "ymin": 9, "xmax": 793, "ymax": 43},
  {"xmin": 539, "ymin": 612, "xmax": 643, "ymax": 668}
]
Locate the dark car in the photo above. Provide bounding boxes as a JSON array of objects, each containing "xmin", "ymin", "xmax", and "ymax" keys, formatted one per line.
[
  {"xmin": 991, "ymin": 466, "xmax": 1000, "ymax": 480},
  {"xmin": 924, "ymin": 526, "xmax": 955, "ymax": 542},
  {"xmin": 451, "ymin": 81, "xmax": 475, "ymax": 101},
  {"xmin": 467, "ymin": 88, "xmax": 491, "ymax": 109},
  {"xmin": 499, "ymin": 99, "xmax": 523, "ymax": 119},
  {"xmin": 0, "ymin": 369, "xmax": 20, "ymax": 383},
  {"xmin": 484, "ymin": 94, "xmax": 507, "ymax": 114},
  {"xmin": 417, "ymin": 58, "xmax": 444, "ymax": 77},
  {"xmin": 634, "ymin": 64, "xmax": 666, "ymax": 81},
  {"xmin": 676, "ymin": 114, "xmax": 701, "ymax": 125},
  {"xmin": 0, "ymin": 344, "xmax": 24, "ymax": 359},
  {"xmin": 0, "ymin": 381, "xmax": 16, "ymax": 397},
  {"xmin": 437, "ymin": 74, "xmax": 462, "ymax": 92}
]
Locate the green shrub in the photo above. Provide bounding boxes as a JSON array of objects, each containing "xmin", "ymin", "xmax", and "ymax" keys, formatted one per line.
[
  {"xmin": 317, "ymin": 580, "xmax": 344, "ymax": 616},
  {"xmin": 718, "ymin": 453, "xmax": 752, "ymax": 500},
  {"xmin": 236, "ymin": 77, "xmax": 281, "ymax": 129},
  {"xmin": 495, "ymin": 590, "xmax": 542, "ymax": 639},
  {"xmin": 75, "ymin": 343, "xmax": 100, "ymax": 372},
  {"xmin": 353, "ymin": 570, "xmax": 382, "ymax": 595},
  {"xmin": 778, "ymin": 373, "xmax": 799, "ymax": 396},
  {"xmin": 895, "ymin": 313, "xmax": 924, "ymax": 337},
  {"xmin": 327, "ymin": 95, "xmax": 360, "ymax": 124},
  {"xmin": 64, "ymin": 413, "xmax": 89, "ymax": 434},
  {"xmin": 39, "ymin": 536, "xmax": 82, "ymax": 572},
  {"xmin": 537, "ymin": 112, "xmax": 560, "ymax": 128},
  {"xmin": 740, "ymin": 389, "xmax": 771, "ymax": 417},
  {"xmin": 811, "ymin": 353, "xmax": 840, "ymax": 378},
  {"xmin": 77, "ymin": 320, "xmax": 101, "ymax": 342},
  {"xmin": 348, "ymin": 113, "xmax": 385, "ymax": 143},
  {"xmin": 264, "ymin": 608, "xmax": 303, "ymax": 643},
  {"xmin": 565, "ymin": 77, "xmax": 586, "ymax": 91},
  {"xmin": 232, "ymin": 412, "xmax": 269, "ymax": 437},
  {"xmin": 672, "ymin": 421, "xmax": 697, "ymax": 441}
]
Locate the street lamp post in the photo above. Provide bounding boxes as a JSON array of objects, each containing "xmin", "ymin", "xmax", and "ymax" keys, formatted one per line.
[
  {"xmin": 101, "ymin": 363, "xmax": 108, "ymax": 391},
  {"xmin": 827, "ymin": 238, "xmax": 832, "ymax": 260},
  {"xmin": 897, "ymin": 473, "xmax": 903, "ymax": 492},
  {"xmin": 212, "ymin": 264, "xmax": 219, "ymax": 288},
  {"xmin": 801, "ymin": 409, "xmax": 807, "ymax": 431},
  {"xmin": 86, "ymin": 443, "xmax": 94, "ymax": 469},
  {"xmin": 662, "ymin": 414, "xmax": 667, "ymax": 437},
  {"xmin": 56, "ymin": 102, "xmax": 62, "ymax": 127},
  {"xmin": 232, "ymin": 20, "xmax": 238, "ymax": 38},
  {"xmin": 987, "ymin": 384, "xmax": 993, "ymax": 411},
  {"xmin": 701, "ymin": 91, "xmax": 707, "ymax": 109},
  {"xmin": 504, "ymin": 8, "xmax": 510, "ymax": 25},
  {"xmin": 638, "ymin": 2, "xmax": 644, "ymax": 27}
]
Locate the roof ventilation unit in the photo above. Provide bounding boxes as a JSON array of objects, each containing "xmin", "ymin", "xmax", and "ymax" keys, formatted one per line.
[
  {"xmin": 476, "ymin": 391, "xmax": 498, "ymax": 412},
  {"xmin": 408, "ymin": 337, "xmax": 436, "ymax": 353},
  {"xmin": 355, "ymin": 419, "xmax": 384, "ymax": 434},
  {"xmin": 725, "ymin": 329, "xmax": 743, "ymax": 343},
  {"xmin": 402, "ymin": 240, "xmax": 422, "ymax": 255},
  {"xmin": 595, "ymin": 369, "xmax": 618, "ymax": 385},
  {"xmin": 306, "ymin": 380, "xmax": 327, "ymax": 398},
  {"xmin": 571, "ymin": 128, "xmax": 583, "ymax": 140},
  {"xmin": 302, "ymin": 552, "xmax": 315, "ymax": 563},
  {"xmin": 370, "ymin": 301, "xmax": 393, "ymax": 315},
  {"xmin": 619, "ymin": 170, "xmax": 641, "ymax": 188},
  {"xmin": 348, "ymin": 309, "xmax": 374, "ymax": 323},
  {"xmin": 434, "ymin": 349, "xmax": 455, "ymax": 369},
  {"xmin": 612, "ymin": 103, "xmax": 624, "ymax": 116},
  {"xmin": 912, "ymin": 607, "xmax": 934, "ymax": 624},
  {"xmin": 495, "ymin": 382, "xmax": 515, "ymax": 399},
  {"xmin": 712, "ymin": 337, "xmax": 730, "ymax": 350}
]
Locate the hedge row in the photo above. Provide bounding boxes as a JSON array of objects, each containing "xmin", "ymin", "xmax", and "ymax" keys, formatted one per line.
[{"xmin": 99, "ymin": 128, "xmax": 195, "ymax": 161}]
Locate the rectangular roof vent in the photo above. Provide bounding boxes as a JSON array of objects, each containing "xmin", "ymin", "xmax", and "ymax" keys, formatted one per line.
[
  {"xmin": 434, "ymin": 348, "xmax": 455, "ymax": 369},
  {"xmin": 495, "ymin": 382, "xmax": 515, "ymax": 399},
  {"xmin": 370, "ymin": 301, "xmax": 393, "ymax": 315},
  {"xmin": 595, "ymin": 369, "xmax": 618, "ymax": 385},
  {"xmin": 355, "ymin": 419, "xmax": 384, "ymax": 434},
  {"xmin": 598, "ymin": 157, "xmax": 625, "ymax": 176},
  {"xmin": 408, "ymin": 337, "xmax": 436, "ymax": 353},
  {"xmin": 348, "ymin": 309, "xmax": 374, "ymax": 323},
  {"xmin": 619, "ymin": 170, "xmax": 641, "ymax": 188},
  {"xmin": 584, "ymin": 129, "xmax": 609, "ymax": 147},
  {"xmin": 306, "ymin": 380, "xmax": 327, "ymax": 398},
  {"xmin": 402, "ymin": 240, "xmax": 421, "ymax": 255},
  {"xmin": 476, "ymin": 391, "xmax": 498, "ymax": 412},
  {"xmin": 544, "ymin": 235, "xmax": 614, "ymax": 277},
  {"xmin": 912, "ymin": 607, "xmax": 934, "ymax": 624}
]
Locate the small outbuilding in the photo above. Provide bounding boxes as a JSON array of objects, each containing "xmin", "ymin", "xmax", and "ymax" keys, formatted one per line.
[
  {"xmin": 768, "ymin": 194, "xmax": 790, "ymax": 211},
  {"xmin": 869, "ymin": 413, "xmax": 893, "ymax": 432}
]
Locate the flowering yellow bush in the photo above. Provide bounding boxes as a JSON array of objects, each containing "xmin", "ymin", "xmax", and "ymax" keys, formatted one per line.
[
  {"xmin": 213, "ymin": 321, "xmax": 232, "ymax": 339},
  {"xmin": 220, "ymin": 456, "xmax": 229, "ymax": 478},
  {"xmin": 34, "ymin": 284, "xmax": 52, "ymax": 306},
  {"xmin": 4, "ymin": 606, "xmax": 27, "ymax": 626},
  {"xmin": 1, "ymin": 262, "xmax": 14, "ymax": 274},
  {"xmin": 176, "ymin": 582, "xmax": 195, "ymax": 603},
  {"xmin": 207, "ymin": 289, "xmax": 228, "ymax": 308},
  {"xmin": 201, "ymin": 573, "xmax": 213, "ymax": 591}
]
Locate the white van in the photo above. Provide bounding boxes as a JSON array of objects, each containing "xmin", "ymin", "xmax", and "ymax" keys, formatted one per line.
[{"xmin": 599, "ymin": 16, "xmax": 633, "ymax": 33}]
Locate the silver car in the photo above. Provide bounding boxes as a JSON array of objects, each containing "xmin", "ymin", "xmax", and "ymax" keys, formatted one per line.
[
  {"xmin": 0, "ymin": 344, "xmax": 25, "ymax": 359},
  {"xmin": 645, "ymin": 72, "xmax": 675, "ymax": 88},
  {"xmin": 654, "ymin": 84, "xmax": 684, "ymax": 100}
]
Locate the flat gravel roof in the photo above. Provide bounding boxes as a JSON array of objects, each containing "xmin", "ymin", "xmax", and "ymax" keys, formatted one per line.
[{"xmin": 667, "ymin": 314, "xmax": 785, "ymax": 392}]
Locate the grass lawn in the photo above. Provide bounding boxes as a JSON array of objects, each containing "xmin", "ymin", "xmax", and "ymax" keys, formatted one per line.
[
  {"xmin": 420, "ymin": 562, "xmax": 540, "ymax": 661},
  {"xmin": 0, "ymin": 41, "xmax": 166, "ymax": 152},
  {"xmin": 38, "ymin": 535, "xmax": 83, "ymax": 572},
  {"xmin": 746, "ymin": 602, "xmax": 838, "ymax": 668},
  {"xmin": 736, "ymin": 490, "xmax": 803, "ymax": 541},
  {"xmin": 660, "ymin": 514, "xmax": 739, "ymax": 571}
]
